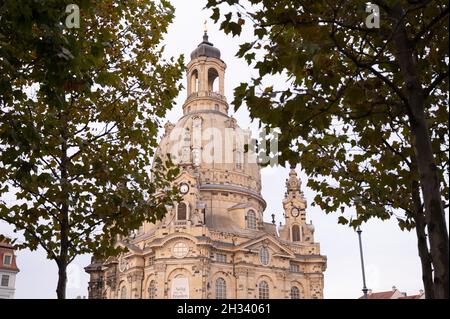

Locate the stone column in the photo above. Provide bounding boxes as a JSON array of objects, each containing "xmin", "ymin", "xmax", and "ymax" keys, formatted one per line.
[
  {"xmin": 155, "ymin": 263, "xmax": 167, "ymax": 299},
  {"xmin": 130, "ymin": 269, "xmax": 144, "ymax": 299}
]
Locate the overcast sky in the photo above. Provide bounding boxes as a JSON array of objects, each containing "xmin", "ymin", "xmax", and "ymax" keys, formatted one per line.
[{"xmin": 1, "ymin": 0, "xmax": 447, "ymax": 299}]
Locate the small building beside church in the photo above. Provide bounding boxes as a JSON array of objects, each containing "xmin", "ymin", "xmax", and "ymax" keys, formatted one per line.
[
  {"xmin": 359, "ymin": 286, "xmax": 425, "ymax": 299},
  {"xmin": 85, "ymin": 31, "xmax": 327, "ymax": 299},
  {"xmin": 0, "ymin": 239, "xmax": 19, "ymax": 299}
]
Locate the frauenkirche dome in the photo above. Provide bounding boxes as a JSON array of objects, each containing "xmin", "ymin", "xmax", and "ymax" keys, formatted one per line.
[{"xmin": 86, "ymin": 32, "xmax": 326, "ymax": 300}]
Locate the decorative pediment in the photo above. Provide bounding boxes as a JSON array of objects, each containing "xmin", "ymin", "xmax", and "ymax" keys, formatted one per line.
[
  {"xmin": 104, "ymin": 255, "xmax": 118, "ymax": 265},
  {"xmin": 153, "ymin": 232, "xmax": 198, "ymax": 248},
  {"xmin": 174, "ymin": 170, "xmax": 197, "ymax": 186},
  {"xmin": 237, "ymin": 235, "xmax": 295, "ymax": 258},
  {"xmin": 114, "ymin": 240, "xmax": 143, "ymax": 255}
]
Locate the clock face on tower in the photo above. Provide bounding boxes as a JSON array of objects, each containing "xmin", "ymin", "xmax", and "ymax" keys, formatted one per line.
[
  {"xmin": 179, "ymin": 182, "xmax": 190, "ymax": 195},
  {"xmin": 291, "ymin": 207, "xmax": 300, "ymax": 218}
]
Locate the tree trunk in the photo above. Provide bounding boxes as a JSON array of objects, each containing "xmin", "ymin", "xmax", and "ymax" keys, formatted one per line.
[
  {"xmin": 390, "ymin": 4, "xmax": 449, "ymax": 299},
  {"xmin": 411, "ymin": 178, "xmax": 434, "ymax": 299},
  {"xmin": 408, "ymin": 88, "xmax": 449, "ymax": 299},
  {"xmin": 56, "ymin": 259, "xmax": 68, "ymax": 299},
  {"xmin": 56, "ymin": 107, "xmax": 70, "ymax": 299},
  {"xmin": 56, "ymin": 208, "xmax": 69, "ymax": 299}
]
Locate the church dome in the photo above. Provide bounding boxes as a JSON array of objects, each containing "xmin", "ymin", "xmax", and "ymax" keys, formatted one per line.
[
  {"xmin": 156, "ymin": 110, "xmax": 263, "ymax": 197},
  {"xmin": 155, "ymin": 108, "xmax": 265, "ymax": 232},
  {"xmin": 190, "ymin": 33, "xmax": 221, "ymax": 60},
  {"xmin": 152, "ymin": 31, "xmax": 265, "ymax": 233}
]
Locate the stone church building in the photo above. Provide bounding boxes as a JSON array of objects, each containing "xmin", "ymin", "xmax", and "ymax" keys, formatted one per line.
[{"xmin": 85, "ymin": 32, "xmax": 327, "ymax": 299}]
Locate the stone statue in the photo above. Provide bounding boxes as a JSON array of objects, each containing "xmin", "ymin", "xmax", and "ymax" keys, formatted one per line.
[{"xmin": 191, "ymin": 208, "xmax": 204, "ymax": 225}]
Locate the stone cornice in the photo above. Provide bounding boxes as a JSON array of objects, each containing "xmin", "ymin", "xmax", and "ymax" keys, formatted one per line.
[{"xmin": 199, "ymin": 184, "xmax": 266, "ymax": 209}]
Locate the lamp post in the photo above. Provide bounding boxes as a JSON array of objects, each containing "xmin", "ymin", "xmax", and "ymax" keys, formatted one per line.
[{"xmin": 357, "ymin": 226, "xmax": 369, "ymax": 298}]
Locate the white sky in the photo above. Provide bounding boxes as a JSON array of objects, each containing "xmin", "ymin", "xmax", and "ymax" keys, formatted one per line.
[{"xmin": 1, "ymin": 0, "xmax": 446, "ymax": 299}]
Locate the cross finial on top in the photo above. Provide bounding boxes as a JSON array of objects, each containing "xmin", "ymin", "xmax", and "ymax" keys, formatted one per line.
[{"xmin": 202, "ymin": 20, "xmax": 209, "ymax": 43}]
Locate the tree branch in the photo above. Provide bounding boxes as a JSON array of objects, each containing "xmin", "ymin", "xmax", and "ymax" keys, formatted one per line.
[
  {"xmin": 424, "ymin": 71, "xmax": 449, "ymax": 98},
  {"xmin": 329, "ymin": 29, "xmax": 411, "ymax": 111},
  {"xmin": 413, "ymin": 5, "xmax": 449, "ymax": 44}
]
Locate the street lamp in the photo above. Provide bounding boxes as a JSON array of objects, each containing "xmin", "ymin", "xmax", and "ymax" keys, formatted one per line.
[{"xmin": 357, "ymin": 226, "xmax": 369, "ymax": 298}]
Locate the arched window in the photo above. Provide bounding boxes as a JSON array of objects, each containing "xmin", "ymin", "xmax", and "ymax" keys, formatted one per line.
[
  {"xmin": 190, "ymin": 70, "xmax": 199, "ymax": 93},
  {"xmin": 291, "ymin": 286, "xmax": 300, "ymax": 299},
  {"xmin": 259, "ymin": 247, "xmax": 269, "ymax": 265},
  {"xmin": 181, "ymin": 128, "xmax": 191, "ymax": 163},
  {"xmin": 246, "ymin": 210, "xmax": 256, "ymax": 229},
  {"xmin": 148, "ymin": 280, "xmax": 156, "ymax": 299},
  {"xmin": 236, "ymin": 150, "xmax": 242, "ymax": 170},
  {"xmin": 215, "ymin": 277, "xmax": 227, "ymax": 299},
  {"xmin": 258, "ymin": 281, "xmax": 269, "ymax": 299},
  {"xmin": 292, "ymin": 225, "xmax": 301, "ymax": 242},
  {"xmin": 183, "ymin": 128, "xmax": 191, "ymax": 144},
  {"xmin": 178, "ymin": 202, "xmax": 187, "ymax": 220},
  {"xmin": 208, "ymin": 68, "xmax": 219, "ymax": 92},
  {"xmin": 120, "ymin": 286, "xmax": 127, "ymax": 299}
]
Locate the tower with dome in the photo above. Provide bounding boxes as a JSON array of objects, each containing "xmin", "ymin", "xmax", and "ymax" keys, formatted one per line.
[{"xmin": 85, "ymin": 31, "xmax": 326, "ymax": 299}]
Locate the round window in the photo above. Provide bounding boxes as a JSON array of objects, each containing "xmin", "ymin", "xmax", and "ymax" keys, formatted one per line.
[{"xmin": 172, "ymin": 242, "xmax": 189, "ymax": 258}]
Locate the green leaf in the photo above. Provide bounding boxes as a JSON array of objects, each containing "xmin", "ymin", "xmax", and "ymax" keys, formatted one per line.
[{"xmin": 338, "ymin": 216, "xmax": 349, "ymax": 225}]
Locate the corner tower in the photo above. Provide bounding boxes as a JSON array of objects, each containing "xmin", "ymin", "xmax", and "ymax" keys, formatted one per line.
[{"xmin": 279, "ymin": 168, "xmax": 316, "ymax": 245}]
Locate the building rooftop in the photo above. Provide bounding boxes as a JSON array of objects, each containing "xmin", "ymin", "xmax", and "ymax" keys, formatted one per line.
[
  {"xmin": 359, "ymin": 286, "xmax": 424, "ymax": 299},
  {"xmin": 0, "ymin": 238, "xmax": 20, "ymax": 272},
  {"xmin": 190, "ymin": 32, "xmax": 221, "ymax": 60},
  {"xmin": 361, "ymin": 290, "xmax": 397, "ymax": 299}
]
